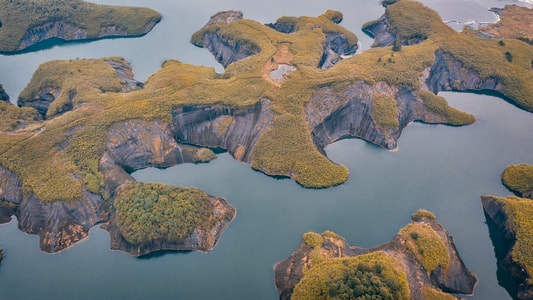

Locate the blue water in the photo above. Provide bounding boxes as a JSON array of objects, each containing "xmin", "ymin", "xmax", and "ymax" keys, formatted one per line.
[{"xmin": 1, "ymin": 1, "xmax": 532, "ymax": 299}]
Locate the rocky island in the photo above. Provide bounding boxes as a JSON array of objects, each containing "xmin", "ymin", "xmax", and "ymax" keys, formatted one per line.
[
  {"xmin": 482, "ymin": 164, "xmax": 533, "ymax": 300},
  {"xmin": 274, "ymin": 210, "xmax": 477, "ymax": 300},
  {"xmin": 478, "ymin": 5, "xmax": 533, "ymax": 46},
  {"xmin": 0, "ymin": 0, "xmax": 532, "ymax": 257},
  {"xmin": 0, "ymin": 0, "xmax": 161, "ymax": 53}
]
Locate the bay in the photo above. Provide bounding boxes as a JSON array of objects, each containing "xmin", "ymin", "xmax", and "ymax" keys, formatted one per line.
[{"xmin": 1, "ymin": 1, "xmax": 532, "ymax": 299}]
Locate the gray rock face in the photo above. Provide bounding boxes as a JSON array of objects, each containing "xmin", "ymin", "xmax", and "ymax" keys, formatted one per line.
[
  {"xmin": 362, "ymin": 14, "xmax": 426, "ymax": 47},
  {"xmin": 306, "ymin": 81, "xmax": 449, "ymax": 152},
  {"xmin": 0, "ymin": 166, "xmax": 108, "ymax": 253},
  {"xmin": 172, "ymin": 98, "xmax": 274, "ymax": 163},
  {"xmin": 0, "ymin": 85, "xmax": 9, "ymax": 102},
  {"xmin": 267, "ymin": 18, "xmax": 297, "ymax": 34},
  {"xmin": 275, "ymin": 217, "xmax": 477, "ymax": 300},
  {"xmin": 481, "ymin": 196, "xmax": 533, "ymax": 300},
  {"xmin": 16, "ymin": 19, "xmax": 159, "ymax": 52},
  {"xmin": 18, "ymin": 59, "xmax": 142, "ymax": 119},
  {"xmin": 319, "ymin": 32, "xmax": 358, "ymax": 69},
  {"xmin": 198, "ymin": 31, "xmax": 260, "ymax": 69},
  {"xmin": 424, "ymin": 50, "xmax": 503, "ymax": 94}
]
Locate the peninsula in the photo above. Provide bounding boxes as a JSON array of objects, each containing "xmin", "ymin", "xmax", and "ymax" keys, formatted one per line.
[
  {"xmin": 0, "ymin": 0, "xmax": 532, "ymax": 256},
  {"xmin": 274, "ymin": 210, "xmax": 477, "ymax": 300},
  {"xmin": 482, "ymin": 163, "xmax": 533, "ymax": 299},
  {"xmin": 0, "ymin": 0, "xmax": 161, "ymax": 53}
]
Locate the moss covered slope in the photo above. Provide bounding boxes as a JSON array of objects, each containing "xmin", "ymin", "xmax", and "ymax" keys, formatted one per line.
[{"xmin": 0, "ymin": 0, "xmax": 161, "ymax": 52}]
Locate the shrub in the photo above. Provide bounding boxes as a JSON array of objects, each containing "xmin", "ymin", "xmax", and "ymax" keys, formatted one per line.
[
  {"xmin": 502, "ymin": 164, "xmax": 533, "ymax": 196},
  {"xmin": 292, "ymin": 251, "xmax": 410, "ymax": 300},
  {"xmin": 412, "ymin": 209, "xmax": 436, "ymax": 221},
  {"xmin": 303, "ymin": 232, "xmax": 324, "ymax": 249}
]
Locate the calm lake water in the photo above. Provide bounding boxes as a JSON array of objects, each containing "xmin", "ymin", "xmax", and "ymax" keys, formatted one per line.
[{"xmin": 1, "ymin": 1, "xmax": 532, "ymax": 299}]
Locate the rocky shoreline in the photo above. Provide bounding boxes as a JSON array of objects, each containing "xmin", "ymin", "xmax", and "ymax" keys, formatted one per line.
[{"xmin": 274, "ymin": 212, "xmax": 477, "ymax": 300}]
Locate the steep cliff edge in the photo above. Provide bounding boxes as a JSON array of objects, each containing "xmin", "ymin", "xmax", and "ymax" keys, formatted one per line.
[
  {"xmin": 0, "ymin": 84, "xmax": 9, "ymax": 102},
  {"xmin": 481, "ymin": 196, "xmax": 533, "ymax": 300},
  {"xmin": 275, "ymin": 210, "xmax": 476, "ymax": 300},
  {"xmin": 0, "ymin": 0, "xmax": 161, "ymax": 53},
  {"xmin": 18, "ymin": 57, "xmax": 143, "ymax": 119}
]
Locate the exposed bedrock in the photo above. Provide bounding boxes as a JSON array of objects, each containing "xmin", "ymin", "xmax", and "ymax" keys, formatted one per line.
[
  {"xmin": 17, "ymin": 19, "xmax": 159, "ymax": 51},
  {"xmin": 0, "ymin": 85, "xmax": 9, "ymax": 102},
  {"xmin": 171, "ymin": 98, "xmax": 274, "ymax": 163},
  {"xmin": 100, "ymin": 119, "xmax": 214, "ymax": 196},
  {"xmin": 198, "ymin": 30, "xmax": 259, "ymax": 69},
  {"xmin": 275, "ymin": 217, "xmax": 476, "ymax": 300},
  {"xmin": 0, "ymin": 166, "xmax": 108, "ymax": 252},
  {"xmin": 307, "ymin": 81, "xmax": 448, "ymax": 152},
  {"xmin": 103, "ymin": 195, "xmax": 236, "ymax": 256},
  {"xmin": 363, "ymin": 14, "xmax": 426, "ymax": 47},
  {"xmin": 319, "ymin": 32, "xmax": 358, "ymax": 69},
  {"xmin": 424, "ymin": 50, "xmax": 503, "ymax": 95},
  {"xmin": 481, "ymin": 196, "xmax": 533, "ymax": 300},
  {"xmin": 18, "ymin": 59, "xmax": 143, "ymax": 119}
]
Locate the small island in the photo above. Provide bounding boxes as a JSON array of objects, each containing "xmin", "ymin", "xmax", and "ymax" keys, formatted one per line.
[
  {"xmin": 482, "ymin": 163, "xmax": 533, "ymax": 300},
  {"xmin": 274, "ymin": 210, "xmax": 477, "ymax": 300},
  {"xmin": 0, "ymin": 0, "xmax": 532, "ymax": 256},
  {"xmin": 0, "ymin": 0, "xmax": 161, "ymax": 53}
]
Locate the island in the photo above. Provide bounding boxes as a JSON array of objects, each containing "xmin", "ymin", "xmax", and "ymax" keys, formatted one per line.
[
  {"xmin": 274, "ymin": 210, "xmax": 477, "ymax": 300},
  {"xmin": 0, "ymin": 0, "xmax": 533, "ymax": 256},
  {"xmin": 478, "ymin": 5, "xmax": 533, "ymax": 46},
  {"xmin": 0, "ymin": 0, "xmax": 161, "ymax": 53},
  {"xmin": 482, "ymin": 164, "xmax": 533, "ymax": 300}
]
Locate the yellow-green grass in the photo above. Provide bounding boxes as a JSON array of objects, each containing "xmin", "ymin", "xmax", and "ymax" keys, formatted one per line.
[
  {"xmin": 492, "ymin": 196, "xmax": 533, "ymax": 284},
  {"xmin": 418, "ymin": 91, "xmax": 475, "ymax": 125},
  {"xmin": 0, "ymin": 102, "xmax": 40, "ymax": 132},
  {"xmin": 421, "ymin": 286, "xmax": 457, "ymax": 300},
  {"xmin": 412, "ymin": 209, "xmax": 436, "ymax": 221},
  {"xmin": 292, "ymin": 251, "xmax": 410, "ymax": 300},
  {"xmin": 2, "ymin": 2, "xmax": 533, "ymax": 202},
  {"xmin": 0, "ymin": 0, "xmax": 161, "ymax": 52},
  {"xmin": 502, "ymin": 164, "xmax": 533, "ymax": 195},
  {"xmin": 372, "ymin": 94, "xmax": 399, "ymax": 128},
  {"xmin": 114, "ymin": 182, "xmax": 214, "ymax": 245},
  {"xmin": 399, "ymin": 222, "xmax": 450, "ymax": 273}
]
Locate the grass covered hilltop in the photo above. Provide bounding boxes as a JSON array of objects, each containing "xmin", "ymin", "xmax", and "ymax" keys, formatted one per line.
[
  {"xmin": 0, "ymin": 0, "xmax": 161, "ymax": 53},
  {"xmin": 482, "ymin": 163, "xmax": 533, "ymax": 299},
  {"xmin": 0, "ymin": 0, "xmax": 532, "ymax": 252}
]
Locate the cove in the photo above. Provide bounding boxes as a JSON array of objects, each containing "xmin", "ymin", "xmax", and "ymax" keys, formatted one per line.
[{"xmin": 1, "ymin": 92, "xmax": 532, "ymax": 299}]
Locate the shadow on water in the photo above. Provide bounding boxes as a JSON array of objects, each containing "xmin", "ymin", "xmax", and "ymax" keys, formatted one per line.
[
  {"xmin": 484, "ymin": 210, "xmax": 519, "ymax": 300},
  {"xmin": 0, "ymin": 34, "xmax": 151, "ymax": 56},
  {"xmin": 136, "ymin": 249, "xmax": 193, "ymax": 261}
]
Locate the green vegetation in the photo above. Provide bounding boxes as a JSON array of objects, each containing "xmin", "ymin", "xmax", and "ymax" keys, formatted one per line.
[
  {"xmin": 412, "ymin": 209, "xmax": 436, "ymax": 221},
  {"xmin": 114, "ymin": 182, "xmax": 215, "ymax": 245},
  {"xmin": 371, "ymin": 94, "xmax": 399, "ymax": 128},
  {"xmin": 0, "ymin": 0, "xmax": 161, "ymax": 52},
  {"xmin": 1, "ymin": 1, "xmax": 532, "ymax": 203},
  {"xmin": 502, "ymin": 164, "xmax": 533, "ymax": 196},
  {"xmin": 400, "ymin": 222, "xmax": 450, "ymax": 273},
  {"xmin": 0, "ymin": 102, "xmax": 40, "ymax": 131},
  {"xmin": 292, "ymin": 251, "xmax": 410, "ymax": 300},
  {"xmin": 419, "ymin": 91, "xmax": 475, "ymax": 125},
  {"xmin": 492, "ymin": 196, "xmax": 533, "ymax": 284},
  {"xmin": 303, "ymin": 232, "xmax": 324, "ymax": 249}
]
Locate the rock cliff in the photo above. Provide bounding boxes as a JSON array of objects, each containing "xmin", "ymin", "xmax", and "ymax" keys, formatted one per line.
[
  {"xmin": 0, "ymin": 0, "xmax": 161, "ymax": 53},
  {"xmin": 481, "ymin": 196, "xmax": 533, "ymax": 300},
  {"xmin": 18, "ymin": 58, "xmax": 143, "ymax": 119},
  {"xmin": 275, "ymin": 213, "xmax": 477, "ymax": 300},
  {"xmin": 0, "ymin": 166, "xmax": 109, "ymax": 252},
  {"xmin": 0, "ymin": 84, "xmax": 9, "ymax": 102},
  {"xmin": 171, "ymin": 99, "xmax": 274, "ymax": 163}
]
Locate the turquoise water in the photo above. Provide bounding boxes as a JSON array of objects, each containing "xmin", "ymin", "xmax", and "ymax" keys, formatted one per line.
[{"xmin": 1, "ymin": 1, "xmax": 532, "ymax": 299}]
